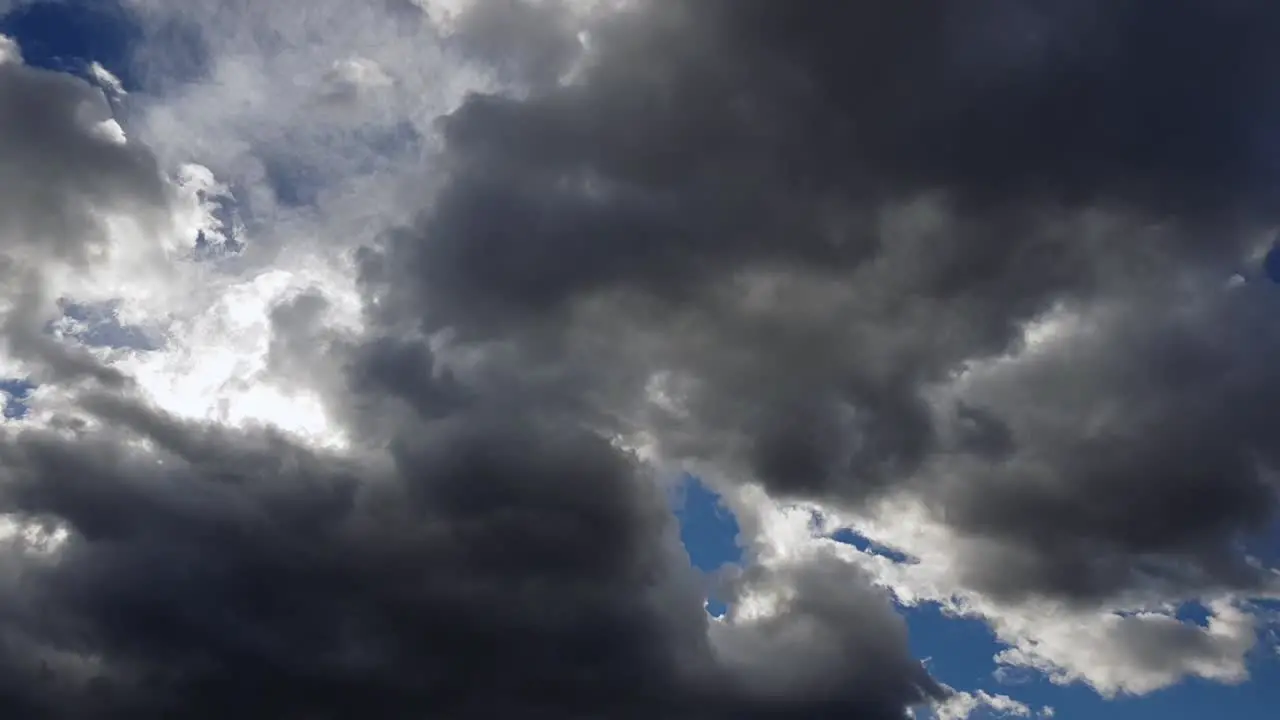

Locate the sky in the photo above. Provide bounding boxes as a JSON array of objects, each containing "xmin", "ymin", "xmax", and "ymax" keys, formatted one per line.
[{"xmin": 0, "ymin": 1, "xmax": 1279, "ymax": 718}]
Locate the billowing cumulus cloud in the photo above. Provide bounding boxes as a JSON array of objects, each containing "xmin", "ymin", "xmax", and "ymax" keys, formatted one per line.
[
  {"xmin": 931, "ymin": 686, "xmax": 1046, "ymax": 720},
  {"xmin": 369, "ymin": 0, "xmax": 1280, "ymax": 603},
  {"xmin": 0, "ymin": 0, "xmax": 1279, "ymax": 717},
  {"xmin": 0, "ymin": 33, "xmax": 171, "ymax": 388}
]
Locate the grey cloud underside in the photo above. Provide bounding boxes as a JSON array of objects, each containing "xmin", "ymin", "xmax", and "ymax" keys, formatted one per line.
[
  {"xmin": 0, "ymin": 402, "xmax": 684, "ymax": 718},
  {"xmin": 0, "ymin": 393, "xmax": 939, "ymax": 718},
  {"xmin": 372, "ymin": 0, "xmax": 1280, "ymax": 602},
  {"xmin": 0, "ymin": 60, "xmax": 167, "ymax": 266},
  {"xmin": 0, "ymin": 52, "xmax": 169, "ymax": 389},
  {"xmin": 3, "ymin": 0, "xmax": 1280, "ymax": 717}
]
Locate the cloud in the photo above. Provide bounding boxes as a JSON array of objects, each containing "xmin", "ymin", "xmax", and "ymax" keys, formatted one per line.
[
  {"xmin": 708, "ymin": 552, "xmax": 943, "ymax": 715},
  {"xmin": 0, "ymin": 6, "xmax": 944, "ymax": 715},
  {"xmin": 793, "ymin": 494, "xmax": 1278, "ymax": 697},
  {"xmin": 1, "ymin": 0, "xmax": 1280, "ymax": 716},
  {"xmin": 0, "ymin": 398, "xmax": 696, "ymax": 716},
  {"xmin": 930, "ymin": 687, "xmax": 1045, "ymax": 720},
  {"xmin": 0, "ymin": 32, "xmax": 18, "ymax": 63},
  {"xmin": 0, "ymin": 32, "xmax": 172, "ymax": 386},
  {"xmin": 0, "ymin": 39, "xmax": 167, "ymax": 267},
  {"xmin": 88, "ymin": 60, "xmax": 126, "ymax": 98},
  {"xmin": 366, "ymin": 0, "xmax": 1280, "ymax": 603}
]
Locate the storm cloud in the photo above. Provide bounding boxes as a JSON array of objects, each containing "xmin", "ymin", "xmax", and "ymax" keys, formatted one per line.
[
  {"xmin": 364, "ymin": 0, "xmax": 1280, "ymax": 603},
  {"xmin": 0, "ymin": 0, "xmax": 1278, "ymax": 717}
]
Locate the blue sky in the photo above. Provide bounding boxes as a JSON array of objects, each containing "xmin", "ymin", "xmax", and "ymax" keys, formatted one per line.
[
  {"xmin": 0, "ymin": 378, "xmax": 34, "ymax": 419},
  {"xmin": 0, "ymin": 0, "xmax": 139, "ymax": 86},
  {"xmin": 6, "ymin": 2, "xmax": 1280, "ymax": 718}
]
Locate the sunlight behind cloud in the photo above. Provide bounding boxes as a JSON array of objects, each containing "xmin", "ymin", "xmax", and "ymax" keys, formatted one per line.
[
  {"xmin": 114, "ymin": 268, "xmax": 356, "ymax": 450},
  {"xmin": 0, "ymin": 514, "xmax": 68, "ymax": 556}
]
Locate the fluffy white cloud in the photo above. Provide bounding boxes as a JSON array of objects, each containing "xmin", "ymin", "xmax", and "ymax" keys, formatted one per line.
[
  {"xmin": 88, "ymin": 61, "xmax": 126, "ymax": 98},
  {"xmin": 0, "ymin": 33, "xmax": 19, "ymax": 65},
  {"xmin": 730, "ymin": 487, "xmax": 1279, "ymax": 698},
  {"xmin": 929, "ymin": 687, "xmax": 1044, "ymax": 720}
]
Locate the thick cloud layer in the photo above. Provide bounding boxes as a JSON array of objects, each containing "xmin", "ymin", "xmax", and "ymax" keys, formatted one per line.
[
  {"xmin": 0, "ymin": 53, "xmax": 165, "ymax": 266},
  {"xmin": 0, "ymin": 398, "xmax": 695, "ymax": 717},
  {"xmin": 0, "ymin": 42, "xmax": 169, "ymax": 386},
  {"xmin": 366, "ymin": 0, "xmax": 1280, "ymax": 604},
  {"xmin": 0, "ymin": 0, "xmax": 1279, "ymax": 717},
  {"xmin": 0, "ymin": 386, "xmax": 939, "ymax": 717}
]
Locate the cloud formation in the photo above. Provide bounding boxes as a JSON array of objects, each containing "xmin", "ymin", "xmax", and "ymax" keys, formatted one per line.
[
  {"xmin": 370, "ymin": 0, "xmax": 1280, "ymax": 603},
  {"xmin": 0, "ymin": 0, "xmax": 1279, "ymax": 717}
]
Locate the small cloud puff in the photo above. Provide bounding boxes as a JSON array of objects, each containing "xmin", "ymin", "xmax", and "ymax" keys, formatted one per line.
[
  {"xmin": 0, "ymin": 34, "xmax": 20, "ymax": 65},
  {"xmin": 318, "ymin": 56, "xmax": 394, "ymax": 104},
  {"xmin": 88, "ymin": 61, "xmax": 126, "ymax": 98}
]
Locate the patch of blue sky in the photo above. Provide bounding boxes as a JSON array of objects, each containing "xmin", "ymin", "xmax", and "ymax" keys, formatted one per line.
[
  {"xmin": 0, "ymin": 1, "xmax": 140, "ymax": 87},
  {"xmin": 671, "ymin": 475, "xmax": 742, "ymax": 617},
  {"xmin": 50, "ymin": 299, "xmax": 161, "ymax": 352},
  {"xmin": 823, "ymin": 527, "xmax": 1012, "ymax": 692},
  {"xmin": 0, "ymin": 378, "xmax": 35, "ymax": 419},
  {"xmin": 827, "ymin": 526, "xmax": 916, "ymax": 565},
  {"xmin": 1, "ymin": 0, "xmax": 210, "ymax": 94}
]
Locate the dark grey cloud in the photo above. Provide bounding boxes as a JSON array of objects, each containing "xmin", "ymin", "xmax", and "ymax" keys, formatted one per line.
[
  {"xmin": 396, "ymin": 0, "xmax": 1277, "ymax": 333},
  {"xmin": 708, "ymin": 555, "xmax": 942, "ymax": 718},
  {"xmin": 0, "ymin": 385, "xmax": 940, "ymax": 718},
  {"xmin": 0, "ymin": 54, "xmax": 168, "ymax": 265},
  {"xmin": 394, "ymin": 0, "xmax": 1280, "ymax": 329},
  {"xmin": 0, "ymin": 396, "xmax": 685, "ymax": 718},
  {"xmin": 937, "ymin": 279, "xmax": 1280, "ymax": 603},
  {"xmin": 363, "ymin": 0, "xmax": 1280, "ymax": 604},
  {"xmin": 443, "ymin": 0, "xmax": 584, "ymax": 87}
]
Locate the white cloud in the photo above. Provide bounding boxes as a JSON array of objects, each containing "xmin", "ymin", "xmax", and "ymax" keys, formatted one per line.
[
  {"xmin": 0, "ymin": 0, "xmax": 486, "ymax": 444},
  {"xmin": 0, "ymin": 34, "xmax": 19, "ymax": 65},
  {"xmin": 88, "ymin": 61, "xmax": 127, "ymax": 98},
  {"xmin": 990, "ymin": 599, "xmax": 1256, "ymax": 696},
  {"xmin": 677, "ymin": 291, "xmax": 1280, "ymax": 700},
  {"xmin": 727, "ymin": 488, "xmax": 1278, "ymax": 698},
  {"xmin": 321, "ymin": 56, "xmax": 393, "ymax": 96},
  {"xmin": 930, "ymin": 687, "xmax": 1039, "ymax": 720}
]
